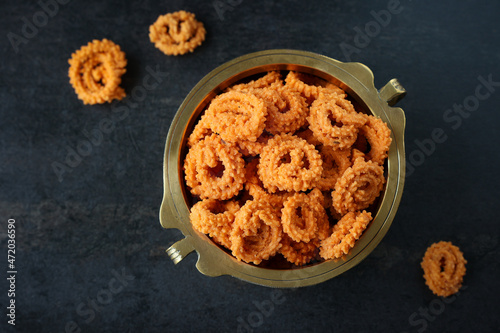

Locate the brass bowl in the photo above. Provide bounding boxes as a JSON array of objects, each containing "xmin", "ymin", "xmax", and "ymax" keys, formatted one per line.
[{"xmin": 160, "ymin": 49, "xmax": 406, "ymax": 288}]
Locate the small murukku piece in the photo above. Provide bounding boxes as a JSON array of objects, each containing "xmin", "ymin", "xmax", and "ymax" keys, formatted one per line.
[
  {"xmin": 285, "ymin": 71, "xmax": 346, "ymax": 104},
  {"xmin": 205, "ymin": 90, "xmax": 268, "ymax": 143},
  {"xmin": 230, "ymin": 200, "xmax": 283, "ymax": 264},
  {"xmin": 258, "ymin": 133, "xmax": 323, "ymax": 193},
  {"xmin": 421, "ymin": 241, "xmax": 467, "ymax": 297},
  {"xmin": 184, "ymin": 134, "xmax": 245, "ymax": 200},
  {"xmin": 357, "ymin": 114, "xmax": 392, "ymax": 165},
  {"xmin": 316, "ymin": 146, "xmax": 352, "ymax": 191},
  {"xmin": 332, "ymin": 157, "xmax": 385, "ymax": 215},
  {"xmin": 308, "ymin": 92, "xmax": 366, "ymax": 150},
  {"xmin": 190, "ymin": 199, "xmax": 240, "ymax": 248},
  {"xmin": 279, "ymin": 235, "xmax": 319, "ymax": 266},
  {"xmin": 229, "ymin": 71, "xmax": 283, "ymax": 91},
  {"xmin": 149, "ymin": 10, "xmax": 206, "ymax": 56},
  {"xmin": 68, "ymin": 39, "xmax": 127, "ymax": 105},
  {"xmin": 187, "ymin": 114, "xmax": 213, "ymax": 147},
  {"xmin": 319, "ymin": 211, "xmax": 372, "ymax": 260},
  {"xmin": 282, "ymin": 191, "xmax": 325, "ymax": 243}
]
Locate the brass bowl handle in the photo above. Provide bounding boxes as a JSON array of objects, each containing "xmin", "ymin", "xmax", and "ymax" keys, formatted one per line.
[{"xmin": 379, "ymin": 78, "xmax": 406, "ymax": 106}]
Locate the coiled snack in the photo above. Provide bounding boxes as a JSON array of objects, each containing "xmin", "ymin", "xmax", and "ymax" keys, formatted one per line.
[
  {"xmin": 332, "ymin": 157, "xmax": 385, "ymax": 215},
  {"xmin": 184, "ymin": 134, "xmax": 245, "ymax": 200},
  {"xmin": 319, "ymin": 211, "xmax": 372, "ymax": 259},
  {"xmin": 421, "ymin": 241, "xmax": 467, "ymax": 297},
  {"xmin": 68, "ymin": 39, "xmax": 127, "ymax": 105},
  {"xmin": 230, "ymin": 200, "xmax": 283, "ymax": 265},
  {"xmin": 258, "ymin": 134, "xmax": 323, "ymax": 193},
  {"xmin": 149, "ymin": 10, "xmax": 206, "ymax": 56}
]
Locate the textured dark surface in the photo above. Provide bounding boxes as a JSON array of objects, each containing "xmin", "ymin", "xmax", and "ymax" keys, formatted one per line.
[{"xmin": 1, "ymin": 0, "xmax": 499, "ymax": 332}]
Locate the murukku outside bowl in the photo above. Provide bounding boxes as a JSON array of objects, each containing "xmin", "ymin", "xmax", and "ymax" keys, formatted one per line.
[{"xmin": 160, "ymin": 49, "xmax": 406, "ymax": 288}]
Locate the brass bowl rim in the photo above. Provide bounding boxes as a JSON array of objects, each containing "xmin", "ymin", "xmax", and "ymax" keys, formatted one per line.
[{"xmin": 160, "ymin": 49, "xmax": 406, "ymax": 288}]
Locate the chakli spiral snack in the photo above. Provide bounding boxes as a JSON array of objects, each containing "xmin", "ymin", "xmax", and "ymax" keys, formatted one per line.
[
  {"xmin": 319, "ymin": 211, "xmax": 372, "ymax": 260},
  {"xmin": 183, "ymin": 70, "xmax": 393, "ymax": 267},
  {"xmin": 184, "ymin": 134, "xmax": 245, "ymax": 200},
  {"xmin": 149, "ymin": 10, "xmax": 206, "ymax": 56},
  {"xmin": 332, "ymin": 156, "xmax": 385, "ymax": 215},
  {"xmin": 68, "ymin": 39, "xmax": 127, "ymax": 105},
  {"xmin": 421, "ymin": 241, "xmax": 467, "ymax": 297}
]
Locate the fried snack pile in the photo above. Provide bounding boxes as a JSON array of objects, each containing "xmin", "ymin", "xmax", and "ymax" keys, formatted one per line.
[
  {"xmin": 149, "ymin": 10, "xmax": 206, "ymax": 56},
  {"xmin": 184, "ymin": 71, "xmax": 392, "ymax": 266},
  {"xmin": 68, "ymin": 39, "xmax": 127, "ymax": 105},
  {"xmin": 421, "ymin": 241, "xmax": 467, "ymax": 297}
]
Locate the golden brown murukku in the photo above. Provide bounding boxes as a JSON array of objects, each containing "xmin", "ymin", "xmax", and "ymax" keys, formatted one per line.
[
  {"xmin": 190, "ymin": 199, "xmax": 240, "ymax": 248},
  {"xmin": 319, "ymin": 211, "xmax": 372, "ymax": 260},
  {"xmin": 285, "ymin": 71, "xmax": 346, "ymax": 104},
  {"xmin": 279, "ymin": 235, "xmax": 319, "ymax": 266},
  {"xmin": 316, "ymin": 146, "xmax": 352, "ymax": 191},
  {"xmin": 258, "ymin": 134, "xmax": 323, "ymax": 193},
  {"xmin": 357, "ymin": 114, "xmax": 392, "ymax": 165},
  {"xmin": 421, "ymin": 241, "xmax": 467, "ymax": 297},
  {"xmin": 149, "ymin": 10, "xmax": 206, "ymax": 56},
  {"xmin": 184, "ymin": 134, "xmax": 245, "ymax": 200},
  {"xmin": 308, "ymin": 92, "xmax": 366, "ymax": 150},
  {"xmin": 229, "ymin": 71, "xmax": 283, "ymax": 91},
  {"xmin": 205, "ymin": 90, "xmax": 268, "ymax": 143},
  {"xmin": 68, "ymin": 39, "xmax": 127, "ymax": 105},
  {"xmin": 230, "ymin": 200, "xmax": 283, "ymax": 264},
  {"xmin": 332, "ymin": 157, "xmax": 385, "ymax": 215}
]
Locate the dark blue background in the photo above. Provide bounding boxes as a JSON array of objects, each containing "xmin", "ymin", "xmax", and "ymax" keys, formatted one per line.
[{"xmin": 1, "ymin": 0, "xmax": 499, "ymax": 332}]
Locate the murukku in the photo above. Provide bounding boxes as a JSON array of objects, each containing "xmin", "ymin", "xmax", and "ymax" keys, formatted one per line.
[
  {"xmin": 68, "ymin": 39, "xmax": 127, "ymax": 105},
  {"xmin": 421, "ymin": 241, "xmax": 467, "ymax": 297},
  {"xmin": 357, "ymin": 114, "xmax": 392, "ymax": 165},
  {"xmin": 319, "ymin": 211, "xmax": 372, "ymax": 260},
  {"xmin": 285, "ymin": 71, "xmax": 346, "ymax": 104},
  {"xmin": 229, "ymin": 71, "xmax": 283, "ymax": 91},
  {"xmin": 184, "ymin": 134, "xmax": 245, "ymax": 200},
  {"xmin": 332, "ymin": 157, "xmax": 385, "ymax": 215},
  {"xmin": 149, "ymin": 10, "xmax": 206, "ymax": 56},
  {"xmin": 308, "ymin": 92, "xmax": 366, "ymax": 150},
  {"xmin": 190, "ymin": 199, "xmax": 240, "ymax": 248},
  {"xmin": 279, "ymin": 235, "xmax": 319, "ymax": 266},
  {"xmin": 230, "ymin": 200, "xmax": 283, "ymax": 264},
  {"xmin": 316, "ymin": 146, "xmax": 352, "ymax": 191},
  {"xmin": 205, "ymin": 90, "xmax": 267, "ymax": 143},
  {"xmin": 258, "ymin": 134, "xmax": 323, "ymax": 193},
  {"xmin": 187, "ymin": 114, "xmax": 213, "ymax": 147}
]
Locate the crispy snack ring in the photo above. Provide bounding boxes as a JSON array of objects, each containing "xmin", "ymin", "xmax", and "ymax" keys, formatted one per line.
[
  {"xmin": 258, "ymin": 134, "xmax": 323, "ymax": 193},
  {"xmin": 319, "ymin": 211, "xmax": 372, "ymax": 260},
  {"xmin": 285, "ymin": 71, "xmax": 346, "ymax": 103},
  {"xmin": 68, "ymin": 39, "xmax": 127, "ymax": 105},
  {"xmin": 190, "ymin": 199, "xmax": 240, "ymax": 248},
  {"xmin": 205, "ymin": 90, "xmax": 268, "ymax": 143},
  {"xmin": 149, "ymin": 10, "xmax": 206, "ymax": 56},
  {"xmin": 316, "ymin": 146, "xmax": 352, "ymax": 191},
  {"xmin": 229, "ymin": 71, "xmax": 283, "ymax": 91},
  {"xmin": 230, "ymin": 200, "xmax": 283, "ymax": 265},
  {"xmin": 282, "ymin": 189, "xmax": 329, "ymax": 243},
  {"xmin": 421, "ymin": 241, "xmax": 467, "ymax": 297},
  {"xmin": 184, "ymin": 134, "xmax": 245, "ymax": 200},
  {"xmin": 357, "ymin": 114, "xmax": 392, "ymax": 165},
  {"xmin": 308, "ymin": 92, "xmax": 366, "ymax": 150},
  {"xmin": 333, "ymin": 157, "xmax": 385, "ymax": 215},
  {"xmin": 187, "ymin": 114, "xmax": 213, "ymax": 147},
  {"xmin": 279, "ymin": 235, "xmax": 319, "ymax": 266}
]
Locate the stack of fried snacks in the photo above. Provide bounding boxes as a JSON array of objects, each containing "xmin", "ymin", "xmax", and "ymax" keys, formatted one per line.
[
  {"xmin": 184, "ymin": 71, "xmax": 392, "ymax": 266},
  {"xmin": 68, "ymin": 39, "xmax": 127, "ymax": 105}
]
